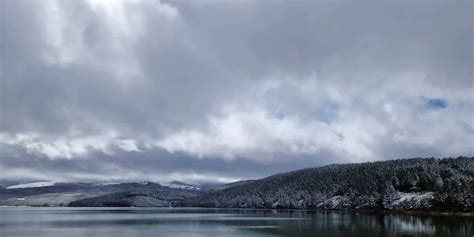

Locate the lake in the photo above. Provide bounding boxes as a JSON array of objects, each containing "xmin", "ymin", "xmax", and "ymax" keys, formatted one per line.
[{"xmin": 0, "ymin": 207, "xmax": 472, "ymax": 237}]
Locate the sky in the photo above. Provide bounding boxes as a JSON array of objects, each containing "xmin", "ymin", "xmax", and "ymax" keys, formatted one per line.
[{"xmin": 0, "ymin": 0, "xmax": 473, "ymax": 184}]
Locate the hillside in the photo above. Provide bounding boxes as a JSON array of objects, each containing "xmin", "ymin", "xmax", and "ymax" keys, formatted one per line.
[
  {"xmin": 0, "ymin": 182, "xmax": 200, "ymax": 207},
  {"xmin": 68, "ymin": 187, "xmax": 200, "ymax": 207},
  {"xmin": 180, "ymin": 157, "xmax": 473, "ymax": 212}
]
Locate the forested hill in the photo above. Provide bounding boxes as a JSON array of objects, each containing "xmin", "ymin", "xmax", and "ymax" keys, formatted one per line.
[{"xmin": 180, "ymin": 157, "xmax": 473, "ymax": 212}]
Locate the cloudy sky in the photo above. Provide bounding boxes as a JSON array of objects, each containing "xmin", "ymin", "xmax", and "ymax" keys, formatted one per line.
[{"xmin": 0, "ymin": 0, "xmax": 472, "ymax": 184}]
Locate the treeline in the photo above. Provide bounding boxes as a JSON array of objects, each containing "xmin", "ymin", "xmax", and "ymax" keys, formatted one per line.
[{"xmin": 179, "ymin": 157, "xmax": 473, "ymax": 212}]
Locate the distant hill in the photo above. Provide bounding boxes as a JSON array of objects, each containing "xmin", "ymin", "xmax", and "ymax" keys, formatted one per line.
[
  {"xmin": 180, "ymin": 157, "xmax": 473, "ymax": 212},
  {"xmin": 68, "ymin": 186, "xmax": 200, "ymax": 207},
  {"xmin": 0, "ymin": 182, "xmax": 200, "ymax": 207}
]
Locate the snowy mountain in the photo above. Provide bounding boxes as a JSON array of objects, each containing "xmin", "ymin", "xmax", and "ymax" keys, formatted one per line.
[{"xmin": 7, "ymin": 181, "xmax": 57, "ymax": 189}]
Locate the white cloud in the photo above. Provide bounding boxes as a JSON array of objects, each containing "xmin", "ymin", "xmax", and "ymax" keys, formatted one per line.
[
  {"xmin": 156, "ymin": 106, "xmax": 378, "ymax": 161},
  {"xmin": 39, "ymin": 0, "xmax": 181, "ymax": 86},
  {"xmin": 0, "ymin": 132, "xmax": 140, "ymax": 159},
  {"xmin": 116, "ymin": 139, "xmax": 140, "ymax": 152},
  {"xmin": 155, "ymin": 74, "xmax": 473, "ymax": 161}
]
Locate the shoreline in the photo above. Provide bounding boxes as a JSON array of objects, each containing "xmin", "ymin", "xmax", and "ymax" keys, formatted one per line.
[{"xmin": 1, "ymin": 205, "xmax": 472, "ymax": 217}]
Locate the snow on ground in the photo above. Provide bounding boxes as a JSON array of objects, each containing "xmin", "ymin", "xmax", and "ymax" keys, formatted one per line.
[
  {"xmin": 161, "ymin": 181, "xmax": 201, "ymax": 190},
  {"xmin": 317, "ymin": 196, "xmax": 350, "ymax": 209},
  {"xmin": 385, "ymin": 191, "xmax": 434, "ymax": 210},
  {"xmin": 391, "ymin": 192, "xmax": 434, "ymax": 206},
  {"xmin": 7, "ymin": 181, "xmax": 57, "ymax": 189}
]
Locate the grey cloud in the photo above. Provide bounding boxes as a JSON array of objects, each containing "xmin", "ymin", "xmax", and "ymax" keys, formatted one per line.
[{"xmin": 171, "ymin": 0, "xmax": 473, "ymax": 86}]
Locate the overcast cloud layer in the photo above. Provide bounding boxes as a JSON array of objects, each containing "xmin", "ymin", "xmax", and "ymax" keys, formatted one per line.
[{"xmin": 0, "ymin": 0, "xmax": 473, "ymax": 183}]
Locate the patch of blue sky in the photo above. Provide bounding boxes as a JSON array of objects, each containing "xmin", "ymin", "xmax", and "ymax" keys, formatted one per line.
[{"xmin": 426, "ymin": 98, "xmax": 448, "ymax": 110}]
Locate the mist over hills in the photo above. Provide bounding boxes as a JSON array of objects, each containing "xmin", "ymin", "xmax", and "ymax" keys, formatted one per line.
[{"xmin": 1, "ymin": 157, "xmax": 472, "ymax": 212}]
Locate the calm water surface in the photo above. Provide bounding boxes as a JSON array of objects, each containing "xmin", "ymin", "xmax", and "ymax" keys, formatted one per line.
[{"xmin": 0, "ymin": 207, "xmax": 472, "ymax": 237}]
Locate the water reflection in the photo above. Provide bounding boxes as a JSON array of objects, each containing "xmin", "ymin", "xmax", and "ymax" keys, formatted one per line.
[{"xmin": 0, "ymin": 207, "xmax": 472, "ymax": 237}]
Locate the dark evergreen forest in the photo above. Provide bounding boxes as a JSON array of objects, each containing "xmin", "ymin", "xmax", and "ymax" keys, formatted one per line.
[{"xmin": 180, "ymin": 157, "xmax": 473, "ymax": 211}]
